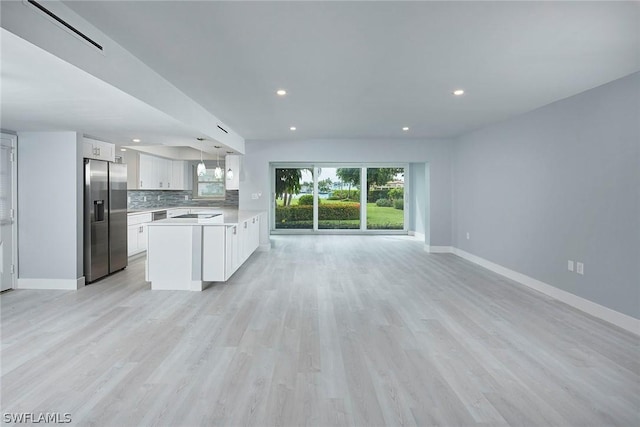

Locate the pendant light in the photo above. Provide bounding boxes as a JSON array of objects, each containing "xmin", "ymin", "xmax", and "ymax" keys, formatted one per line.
[
  {"xmin": 196, "ymin": 138, "xmax": 206, "ymax": 176},
  {"xmin": 226, "ymin": 151, "xmax": 234, "ymax": 180},
  {"xmin": 214, "ymin": 146, "xmax": 223, "ymax": 179}
]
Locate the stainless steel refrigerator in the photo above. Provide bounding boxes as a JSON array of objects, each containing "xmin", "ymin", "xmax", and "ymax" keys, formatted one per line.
[{"xmin": 84, "ymin": 159, "xmax": 128, "ymax": 283}]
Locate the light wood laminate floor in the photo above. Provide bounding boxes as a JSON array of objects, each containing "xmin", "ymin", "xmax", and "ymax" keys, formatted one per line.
[{"xmin": 2, "ymin": 235, "xmax": 638, "ymax": 426}]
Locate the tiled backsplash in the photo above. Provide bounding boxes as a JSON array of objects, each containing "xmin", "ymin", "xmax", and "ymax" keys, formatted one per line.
[{"xmin": 128, "ymin": 190, "xmax": 239, "ymax": 210}]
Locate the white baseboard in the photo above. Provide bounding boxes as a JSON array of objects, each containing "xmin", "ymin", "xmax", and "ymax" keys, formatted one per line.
[
  {"xmin": 17, "ymin": 277, "xmax": 85, "ymax": 290},
  {"xmin": 426, "ymin": 245, "xmax": 453, "ymax": 253},
  {"xmin": 450, "ymin": 247, "xmax": 639, "ymax": 335}
]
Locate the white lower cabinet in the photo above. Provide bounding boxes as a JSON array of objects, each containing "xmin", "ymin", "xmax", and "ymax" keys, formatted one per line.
[
  {"xmin": 202, "ymin": 227, "xmax": 227, "ymax": 281},
  {"xmin": 202, "ymin": 214, "xmax": 259, "ymax": 282},
  {"xmin": 202, "ymin": 224, "xmax": 241, "ymax": 281},
  {"xmin": 127, "ymin": 224, "xmax": 148, "ymax": 256},
  {"xmin": 239, "ymin": 215, "xmax": 260, "ymax": 263},
  {"xmin": 127, "ymin": 213, "xmax": 152, "ymax": 256},
  {"xmin": 227, "ymin": 224, "xmax": 239, "ymax": 276}
]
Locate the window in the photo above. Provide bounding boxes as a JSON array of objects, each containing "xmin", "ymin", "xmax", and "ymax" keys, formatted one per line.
[
  {"xmin": 193, "ymin": 164, "xmax": 225, "ymax": 198},
  {"xmin": 272, "ymin": 163, "xmax": 407, "ymax": 233}
]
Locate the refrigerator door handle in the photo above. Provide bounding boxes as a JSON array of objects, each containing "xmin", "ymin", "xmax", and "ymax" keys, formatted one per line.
[{"xmin": 94, "ymin": 200, "xmax": 105, "ymax": 222}]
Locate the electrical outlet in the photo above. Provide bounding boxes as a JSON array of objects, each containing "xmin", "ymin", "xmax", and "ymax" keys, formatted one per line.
[
  {"xmin": 157, "ymin": 195, "xmax": 161, "ymax": 201},
  {"xmin": 568, "ymin": 260, "xmax": 574, "ymax": 272},
  {"xmin": 184, "ymin": 195, "xmax": 189, "ymax": 200},
  {"xmin": 576, "ymin": 262, "xmax": 584, "ymax": 275},
  {"xmin": 143, "ymin": 196, "xmax": 147, "ymax": 202},
  {"xmin": 127, "ymin": 196, "xmax": 131, "ymax": 204},
  {"xmin": 466, "ymin": 232, "xmax": 470, "ymax": 240}
]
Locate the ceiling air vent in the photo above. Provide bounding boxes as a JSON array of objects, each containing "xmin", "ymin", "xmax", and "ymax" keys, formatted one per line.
[
  {"xmin": 26, "ymin": 0, "xmax": 103, "ymax": 51},
  {"xmin": 217, "ymin": 125, "xmax": 229, "ymax": 134}
]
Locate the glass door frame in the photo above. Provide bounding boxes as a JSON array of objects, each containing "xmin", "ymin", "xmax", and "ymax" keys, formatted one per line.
[
  {"xmin": 271, "ymin": 162, "xmax": 409, "ymax": 234},
  {"xmin": 0, "ymin": 133, "xmax": 18, "ymax": 290}
]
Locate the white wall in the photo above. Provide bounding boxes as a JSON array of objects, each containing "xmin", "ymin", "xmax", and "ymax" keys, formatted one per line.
[
  {"xmin": 239, "ymin": 138, "xmax": 453, "ymax": 247},
  {"xmin": 17, "ymin": 131, "xmax": 84, "ymax": 289},
  {"xmin": 452, "ymin": 72, "xmax": 640, "ymax": 319},
  {"xmin": 408, "ymin": 163, "xmax": 427, "ymax": 238}
]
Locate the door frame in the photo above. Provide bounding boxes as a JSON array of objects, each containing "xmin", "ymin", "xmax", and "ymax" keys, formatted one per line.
[
  {"xmin": 271, "ymin": 162, "xmax": 409, "ymax": 234},
  {"xmin": 1, "ymin": 133, "xmax": 18, "ymax": 290}
]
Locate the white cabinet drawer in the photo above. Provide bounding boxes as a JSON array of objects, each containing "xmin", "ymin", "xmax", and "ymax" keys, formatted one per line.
[{"xmin": 127, "ymin": 212, "xmax": 152, "ymax": 226}]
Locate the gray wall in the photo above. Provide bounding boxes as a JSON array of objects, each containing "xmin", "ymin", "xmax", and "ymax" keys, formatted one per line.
[
  {"xmin": 239, "ymin": 138, "xmax": 453, "ymax": 247},
  {"xmin": 452, "ymin": 72, "xmax": 640, "ymax": 318},
  {"xmin": 18, "ymin": 131, "xmax": 84, "ymax": 280}
]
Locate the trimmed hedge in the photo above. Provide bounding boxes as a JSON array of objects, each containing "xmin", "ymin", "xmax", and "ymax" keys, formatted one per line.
[
  {"xmin": 329, "ymin": 189, "xmax": 360, "ymax": 201},
  {"xmin": 276, "ymin": 203, "xmax": 360, "ymax": 224},
  {"xmin": 375, "ymin": 198, "xmax": 393, "ymax": 207},
  {"xmin": 298, "ymin": 194, "xmax": 316, "ymax": 205},
  {"xmin": 318, "ymin": 221, "xmax": 360, "ymax": 229},
  {"xmin": 275, "ymin": 220, "xmax": 313, "ymax": 229},
  {"xmin": 276, "ymin": 221, "xmax": 361, "ymax": 229},
  {"xmin": 319, "ymin": 203, "xmax": 360, "ymax": 220},
  {"xmin": 394, "ymin": 199, "xmax": 404, "ymax": 210},
  {"xmin": 275, "ymin": 205, "xmax": 313, "ymax": 222}
]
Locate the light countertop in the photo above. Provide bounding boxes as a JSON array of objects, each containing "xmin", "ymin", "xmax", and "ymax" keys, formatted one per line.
[
  {"xmin": 127, "ymin": 206, "xmax": 221, "ymax": 215},
  {"xmin": 147, "ymin": 209, "xmax": 264, "ymax": 226}
]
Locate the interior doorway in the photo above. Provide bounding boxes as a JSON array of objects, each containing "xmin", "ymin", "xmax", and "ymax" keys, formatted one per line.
[{"xmin": 0, "ymin": 133, "xmax": 17, "ymax": 291}]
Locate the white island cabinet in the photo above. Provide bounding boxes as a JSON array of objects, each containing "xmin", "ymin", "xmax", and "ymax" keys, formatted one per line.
[{"xmin": 146, "ymin": 210, "xmax": 265, "ymax": 291}]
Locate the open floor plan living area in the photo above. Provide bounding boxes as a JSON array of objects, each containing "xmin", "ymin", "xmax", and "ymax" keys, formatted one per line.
[{"xmin": 1, "ymin": 1, "xmax": 638, "ymax": 426}]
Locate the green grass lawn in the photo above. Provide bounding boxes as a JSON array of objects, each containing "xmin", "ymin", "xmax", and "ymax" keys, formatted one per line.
[
  {"xmin": 366, "ymin": 203, "xmax": 403, "ymax": 226},
  {"xmin": 276, "ymin": 197, "xmax": 404, "ymax": 229}
]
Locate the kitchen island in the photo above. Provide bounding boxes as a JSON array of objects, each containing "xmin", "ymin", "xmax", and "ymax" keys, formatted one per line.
[{"xmin": 145, "ymin": 209, "xmax": 266, "ymax": 291}]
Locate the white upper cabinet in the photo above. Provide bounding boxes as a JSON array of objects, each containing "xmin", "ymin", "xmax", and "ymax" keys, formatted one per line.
[
  {"xmin": 138, "ymin": 153, "xmax": 155, "ymax": 189},
  {"xmin": 138, "ymin": 153, "xmax": 189, "ymax": 190},
  {"xmin": 169, "ymin": 160, "xmax": 187, "ymax": 190},
  {"xmin": 225, "ymin": 155, "xmax": 240, "ymax": 190},
  {"xmin": 83, "ymin": 138, "xmax": 115, "ymax": 162},
  {"xmin": 121, "ymin": 150, "xmax": 140, "ymax": 190}
]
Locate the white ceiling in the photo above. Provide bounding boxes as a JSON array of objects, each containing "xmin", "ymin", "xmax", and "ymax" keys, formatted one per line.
[
  {"xmin": 1, "ymin": 1, "xmax": 638, "ymax": 149},
  {"xmin": 60, "ymin": 0, "xmax": 640, "ymax": 140},
  {"xmin": 0, "ymin": 28, "xmax": 235, "ymax": 157}
]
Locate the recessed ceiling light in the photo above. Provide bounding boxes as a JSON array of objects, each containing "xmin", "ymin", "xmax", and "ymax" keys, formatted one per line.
[
  {"xmin": 132, "ymin": 138, "xmax": 141, "ymax": 142},
  {"xmin": 402, "ymin": 127, "xmax": 409, "ymax": 131},
  {"xmin": 452, "ymin": 89, "xmax": 465, "ymax": 96},
  {"xmin": 276, "ymin": 89, "xmax": 287, "ymax": 96},
  {"xmin": 290, "ymin": 126, "xmax": 296, "ymax": 131},
  {"xmin": 120, "ymin": 148, "xmax": 127, "ymax": 152}
]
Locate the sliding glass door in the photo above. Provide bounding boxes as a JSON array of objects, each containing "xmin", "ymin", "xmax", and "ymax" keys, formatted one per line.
[
  {"xmin": 274, "ymin": 167, "xmax": 313, "ymax": 230},
  {"xmin": 318, "ymin": 167, "xmax": 361, "ymax": 230},
  {"xmin": 366, "ymin": 167, "xmax": 405, "ymax": 230},
  {"xmin": 272, "ymin": 164, "xmax": 407, "ymax": 233}
]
